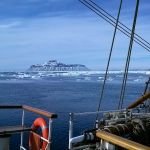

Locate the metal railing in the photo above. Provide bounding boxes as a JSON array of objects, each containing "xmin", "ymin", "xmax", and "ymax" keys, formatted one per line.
[
  {"xmin": 68, "ymin": 108, "xmax": 150, "ymax": 150},
  {"xmin": 68, "ymin": 109, "xmax": 127, "ymax": 149},
  {"xmin": 0, "ymin": 105, "xmax": 57, "ymax": 150}
]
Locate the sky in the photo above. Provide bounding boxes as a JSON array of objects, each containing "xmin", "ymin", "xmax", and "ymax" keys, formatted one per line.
[{"xmin": 0, "ymin": 0, "xmax": 149, "ymax": 71}]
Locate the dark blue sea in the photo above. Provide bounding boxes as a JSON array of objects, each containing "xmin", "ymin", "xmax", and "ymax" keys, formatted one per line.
[{"xmin": 0, "ymin": 71, "xmax": 149, "ymax": 150}]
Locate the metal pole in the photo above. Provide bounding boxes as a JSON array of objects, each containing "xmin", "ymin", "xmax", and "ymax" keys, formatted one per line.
[
  {"xmin": 69, "ymin": 113, "xmax": 74, "ymax": 149},
  {"xmin": 20, "ymin": 110, "xmax": 25, "ymax": 149},
  {"xmin": 95, "ymin": 120, "xmax": 98, "ymax": 129},
  {"xmin": 47, "ymin": 119, "xmax": 53, "ymax": 150}
]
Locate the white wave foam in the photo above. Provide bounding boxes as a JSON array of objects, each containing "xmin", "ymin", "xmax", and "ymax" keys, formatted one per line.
[{"xmin": 37, "ymin": 70, "xmax": 150, "ymax": 76}]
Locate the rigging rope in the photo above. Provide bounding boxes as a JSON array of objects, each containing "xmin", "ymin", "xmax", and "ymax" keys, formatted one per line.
[
  {"xmin": 118, "ymin": 0, "xmax": 140, "ymax": 109},
  {"xmin": 79, "ymin": 0, "xmax": 150, "ymax": 53},
  {"xmin": 88, "ymin": 0, "xmax": 150, "ymax": 51},
  {"xmin": 144, "ymin": 77, "xmax": 150, "ymax": 107},
  {"xmin": 144, "ymin": 76, "xmax": 150, "ymax": 95},
  {"xmin": 95, "ymin": 0, "xmax": 123, "ymax": 120},
  {"xmin": 79, "ymin": 0, "xmax": 147, "ymax": 113}
]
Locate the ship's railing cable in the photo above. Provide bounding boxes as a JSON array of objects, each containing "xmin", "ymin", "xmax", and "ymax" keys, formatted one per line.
[
  {"xmin": 118, "ymin": 0, "xmax": 140, "ymax": 109},
  {"xmin": 79, "ymin": 0, "xmax": 150, "ymax": 53},
  {"xmin": 94, "ymin": 0, "xmax": 123, "ymax": 121}
]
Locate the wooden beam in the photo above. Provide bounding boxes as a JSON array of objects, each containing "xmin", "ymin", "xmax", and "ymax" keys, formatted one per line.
[
  {"xmin": 23, "ymin": 105, "xmax": 57, "ymax": 119},
  {"xmin": 96, "ymin": 130, "xmax": 150, "ymax": 150},
  {"xmin": 0, "ymin": 125, "xmax": 32, "ymax": 135},
  {"xmin": 0, "ymin": 105, "xmax": 22, "ymax": 109},
  {"xmin": 127, "ymin": 92, "xmax": 150, "ymax": 109}
]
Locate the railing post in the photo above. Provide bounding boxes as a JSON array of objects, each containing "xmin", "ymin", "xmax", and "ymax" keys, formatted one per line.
[
  {"xmin": 20, "ymin": 109, "xmax": 25, "ymax": 150},
  {"xmin": 95, "ymin": 120, "xmax": 99, "ymax": 129},
  {"xmin": 69, "ymin": 113, "xmax": 74, "ymax": 150},
  {"xmin": 47, "ymin": 118, "xmax": 53, "ymax": 150}
]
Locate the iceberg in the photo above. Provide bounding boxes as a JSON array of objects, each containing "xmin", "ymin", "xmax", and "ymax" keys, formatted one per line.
[{"xmin": 27, "ymin": 60, "xmax": 89, "ymax": 72}]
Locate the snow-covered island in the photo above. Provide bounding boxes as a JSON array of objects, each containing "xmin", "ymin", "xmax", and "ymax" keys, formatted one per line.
[{"xmin": 27, "ymin": 60, "xmax": 89, "ymax": 71}]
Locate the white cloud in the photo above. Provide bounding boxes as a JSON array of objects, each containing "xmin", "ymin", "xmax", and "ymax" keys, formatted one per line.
[
  {"xmin": 0, "ymin": 21, "xmax": 21, "ymax": 29},
  {"xmin": 0, "ymin": 0, "xmax": 149, "ymax": 71}
]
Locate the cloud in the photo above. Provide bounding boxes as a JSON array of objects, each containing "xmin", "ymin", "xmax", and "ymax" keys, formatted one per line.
[
  {"xmin": 0, "ymin": 21, "xmax": 21, "ymax": 29},
  {"xmin": 0, "ymin": 0, "xmax": 149, "ymax": 71}
]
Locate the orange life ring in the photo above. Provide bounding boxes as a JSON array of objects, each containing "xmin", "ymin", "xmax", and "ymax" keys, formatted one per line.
[{"xmin": 29, "ymin": 117, "xmax": 49, "ymax": 150}]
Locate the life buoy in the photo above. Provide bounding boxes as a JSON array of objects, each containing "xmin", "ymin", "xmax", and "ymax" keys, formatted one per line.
[{"xmin": 29, "ymin": 117, "xmax": 49, "ymax": 150}]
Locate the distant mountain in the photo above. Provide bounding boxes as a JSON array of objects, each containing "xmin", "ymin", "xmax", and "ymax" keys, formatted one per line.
[{"xmin": 27, "ymin": 60, "xmax": 89, "ymax": 71}]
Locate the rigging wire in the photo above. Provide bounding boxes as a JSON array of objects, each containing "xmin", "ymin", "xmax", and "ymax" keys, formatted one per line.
[
  {"xmin": 79, "ymin": 0, "xmax": 150, "ymax": 53},
  {"xmin": 88, "ymin": 0, "xmax": 150, "ymax": 50},
  {"xmin": 79, "ymin": 0, "xmax": 148, "ymax": 111},
  {"xmin": 95, "ymin": 0, "xmax": 123, "ymax": 120},
  {"xmin": 118, "ymin": 0, "xmax": 140, "ymax": 109},
  {"xmin": 144, "ymin": 76, "xmax": 150, "ymax": 95},
  {"xmin": 143, "ymin": 76, "xmax": 150, "ymax": 107}
]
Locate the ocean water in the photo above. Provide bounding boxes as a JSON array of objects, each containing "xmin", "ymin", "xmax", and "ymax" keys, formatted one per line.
[{"xmin": 0, "ymin": 71, "xmax": 149, "ymax": 150}]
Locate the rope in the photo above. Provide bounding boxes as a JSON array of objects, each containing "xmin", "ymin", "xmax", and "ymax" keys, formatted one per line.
[
  {"xmin": 79, "ymin": 0, "xmax": 150, "ymax": 53},
  {"xmin": 144, "ymin": 76, "xmax": 150, "ymax": 95},
  {"xmin": 118, "ymin": 0, "xmax": 140, "ymax": 109},
  {"xmin": 88, "ymin": 0, "xmax": 150, "ymax": 51},
  {"xmin": 144, "ymin": 76, "xmax": 150, "ymax": 107},
  {"xmin": 95, "ymin": 0, "xmax": 123, "ymax": 120}
]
